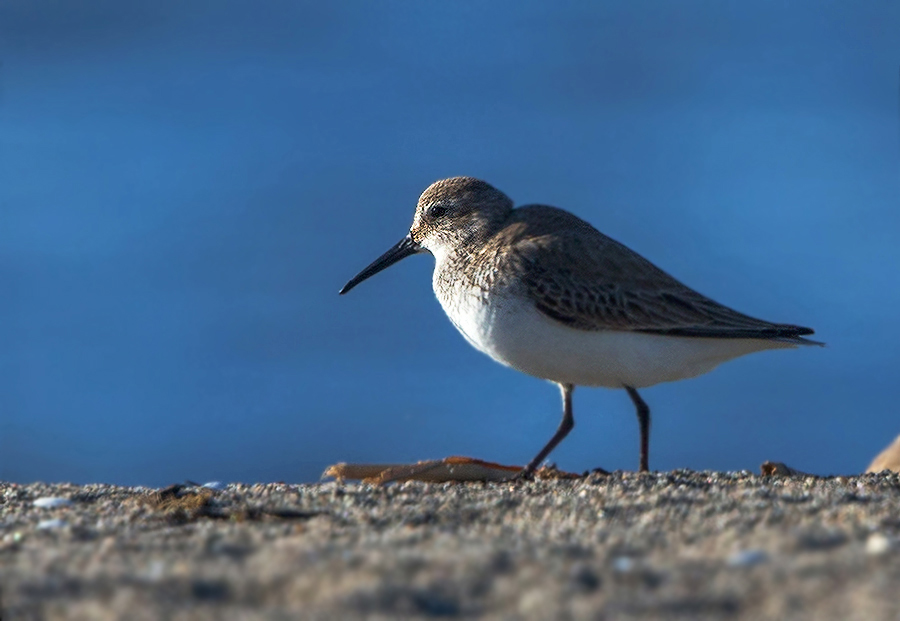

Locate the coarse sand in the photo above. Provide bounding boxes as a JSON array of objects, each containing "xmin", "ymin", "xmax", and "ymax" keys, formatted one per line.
[{"xmin": 2, "ymin": 470, "xmax": 900, "ymax": 620}]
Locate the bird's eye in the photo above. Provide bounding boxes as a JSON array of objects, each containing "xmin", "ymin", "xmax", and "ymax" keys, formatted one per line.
[{"xmin": 428, "ymin": 204, "xmax": 447, "ymax": 219}]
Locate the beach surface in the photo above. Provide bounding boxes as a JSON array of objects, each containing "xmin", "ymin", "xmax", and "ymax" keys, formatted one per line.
[{"xmin": 3, "ymin": 470, "xmax": 900, "ymax": 620}]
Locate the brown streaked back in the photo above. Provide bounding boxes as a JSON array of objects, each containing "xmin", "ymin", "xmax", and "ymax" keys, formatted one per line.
[{"xmin": 484, "ymin": 205, "xmax": 820, "ymax": 343}]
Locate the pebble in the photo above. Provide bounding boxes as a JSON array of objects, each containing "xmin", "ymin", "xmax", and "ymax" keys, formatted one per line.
[
  {"xmin": 612, "ymin": 556, "xmax": 636, "ymax": 573},
  {"xmin": 33, "ymin": 497, "xmax": 73, "ymax": 509},
  {"xmin": 144, "ymin": 560, "xmax": 167, "ymax": 581},
  {"xmin": 36, "ymin": 519, "xmax": 67, "ymax": 530},
  {"xmin": 865, "ymin": 533, "xmax": 894, "ymax": 556},
  {"xmin": 727, "ymin": 549, "xmax": 769, "ymax": 567}
]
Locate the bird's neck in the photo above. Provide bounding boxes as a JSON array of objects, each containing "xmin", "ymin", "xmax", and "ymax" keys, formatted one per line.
[{"xmin": 430, "ymin": 208, "xmax": 513, "ymax": 294}]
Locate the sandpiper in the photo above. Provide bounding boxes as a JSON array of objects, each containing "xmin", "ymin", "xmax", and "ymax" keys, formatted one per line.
[{"xmin": 340, "ymin": 177, "xmax": 821, "ymax": 474}]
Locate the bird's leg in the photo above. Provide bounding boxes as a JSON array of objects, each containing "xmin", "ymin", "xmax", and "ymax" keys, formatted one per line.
[
  {"xmin": 625, "ymin": 386, "xmax": 651, "ymax": 472},
  {"xmin": 520, "ymin": 383, "xmax": 575, "ymax": 476}
]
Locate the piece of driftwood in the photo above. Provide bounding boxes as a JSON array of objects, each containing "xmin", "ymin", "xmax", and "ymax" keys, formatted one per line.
[
  {"xmin": 323, "ymin": 456, "xmax": 581, "ymax": 484},
  {"xmin": 760, "ymin": 461, "xmax": 814, "ymax": 476}
]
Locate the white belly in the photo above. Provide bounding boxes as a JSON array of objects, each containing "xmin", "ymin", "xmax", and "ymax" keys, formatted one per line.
[{"xmin": 436, "ymin": 285, "xmax": 793, "ymax": 389}]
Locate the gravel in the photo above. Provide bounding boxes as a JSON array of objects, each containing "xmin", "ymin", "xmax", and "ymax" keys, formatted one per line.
[{"xmin": 2, "ymin": 471, "xmax": 900, "ymax": 620}]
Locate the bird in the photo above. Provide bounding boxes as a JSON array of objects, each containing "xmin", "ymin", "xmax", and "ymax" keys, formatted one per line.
[{"xmin": 339, "ymin": 177, "xmax": 821, "ymax": 474}]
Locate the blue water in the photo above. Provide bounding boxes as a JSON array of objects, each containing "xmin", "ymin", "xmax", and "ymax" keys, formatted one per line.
[{"xmin": 2, "ymin": 1, "xmax": 899, "ymax": 485}]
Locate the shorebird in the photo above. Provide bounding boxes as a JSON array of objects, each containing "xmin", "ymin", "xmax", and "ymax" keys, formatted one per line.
[{"xmin": 340, "ymin": 177, "xmax": 820, "ymax": 474}]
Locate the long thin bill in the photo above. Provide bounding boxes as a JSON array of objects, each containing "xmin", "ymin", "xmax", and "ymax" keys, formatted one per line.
[{"xmin": 339, "ymin": 235, "xmax": 421, "ymax": 295}]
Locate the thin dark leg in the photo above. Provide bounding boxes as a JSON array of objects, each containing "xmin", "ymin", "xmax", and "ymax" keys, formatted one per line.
[
  {"xmin": 521, "ymin": 383, "xmax": 575, "ymax": 475},
  {"xmin": 625, "ymin": 386, "xmax": 650, "ymax": 472}
]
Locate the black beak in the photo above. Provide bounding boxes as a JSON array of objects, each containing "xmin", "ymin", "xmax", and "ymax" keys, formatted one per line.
[{"xmin": 339, "ymin": 235, "xmax": 421, "ymax": 295}]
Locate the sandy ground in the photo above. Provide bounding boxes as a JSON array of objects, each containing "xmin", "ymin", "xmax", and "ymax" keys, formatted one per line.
[{"xmin": 2, "ymin": 470, "xmax": 900, "ymax": 620}]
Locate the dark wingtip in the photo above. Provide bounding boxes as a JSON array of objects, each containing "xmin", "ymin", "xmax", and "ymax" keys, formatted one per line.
[
  {"xmin": 789, "ymin": 326, "xmax": 824, "ymax": 346},
  {"xmin": 786, "ymin": 325, "xmax": 825, "ymax": 346},
  {"xmin": 798, "ymin": 337, "xmax": 826, "ymax": 347},
  {"xmin": 637, "ymin": 323, "xmax": 823, "ymax": 344}
]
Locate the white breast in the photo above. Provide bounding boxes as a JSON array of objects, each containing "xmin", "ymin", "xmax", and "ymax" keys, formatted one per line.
[{"xmin": 434, "ymin": 280, "xmax": 793, "ymax": 389}]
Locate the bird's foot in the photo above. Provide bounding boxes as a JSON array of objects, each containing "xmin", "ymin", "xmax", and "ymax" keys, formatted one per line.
[{"xmin": 511, "ymin": 467, "xmax": 536, "ymax": 482}]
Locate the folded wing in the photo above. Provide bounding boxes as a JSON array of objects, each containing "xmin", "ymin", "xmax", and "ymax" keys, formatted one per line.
[{"xmin": 500, "ymin": 206, "xmax": 820, "ymax": 344}]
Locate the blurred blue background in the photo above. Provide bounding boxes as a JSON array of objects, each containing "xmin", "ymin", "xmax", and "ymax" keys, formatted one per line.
[{"xmin": 2, "ymin": 1, "xmax": 898, "ymax": 485}]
